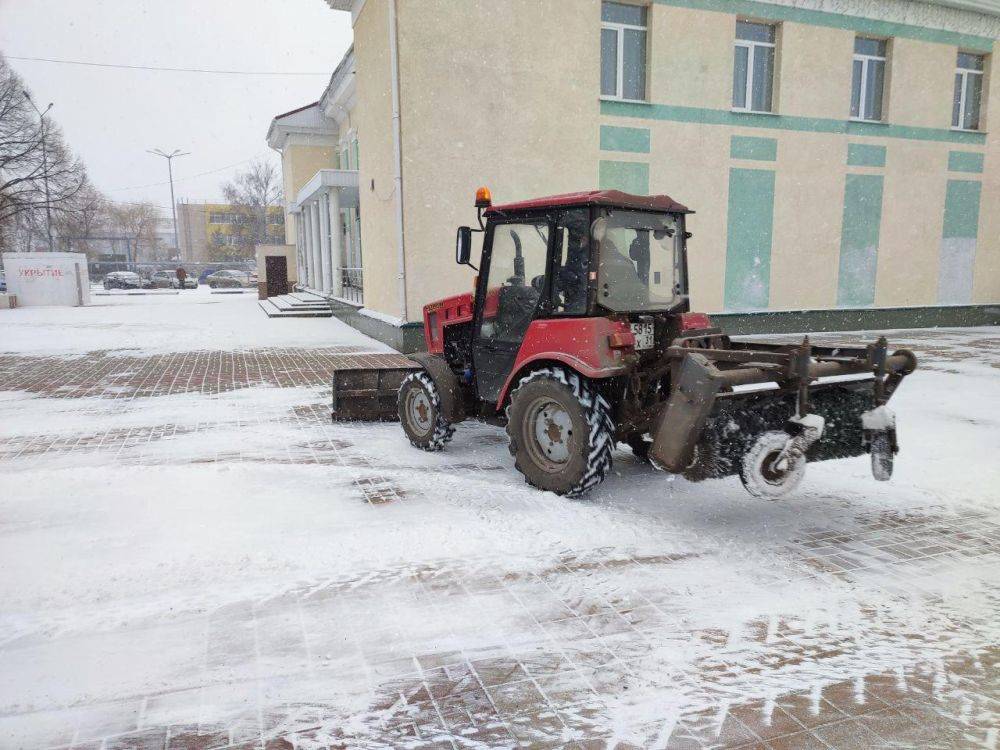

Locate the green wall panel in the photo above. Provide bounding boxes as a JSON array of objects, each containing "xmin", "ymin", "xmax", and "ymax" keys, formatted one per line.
[
  {"xmin": 731, "ymin": 136, "xmax": 778, "ymax": 161},
  {"xmin": 837, "ymin": 174, "xmax": 884, "ymax": 308},
  {"xmin": 601, "ymin": 100, "xmax": 987, "ymax": 145},
  {"xmin": 600, "ymin": 125, "xmax": 651, "ymax": 153},
  {"xmin": 724, "ymin": 168, "xmax": 775, "ymax": 311},
  {"xmin": 847, "ymin": 144, "xmax": 886, "ymax": 167},
  {"xmin": 599, "ymin": 160, "xmax": 650, "ymax": 195},
  {"xmin": 938, "ymin": 179, "xmax": 982, "ymax": 304},
  {"xmin": 948, "ymin": 151, "xmax": 985, "ymax": 174},
  {"xmin": 943, "ymin": 180, "xmax": 983, "ymax": 239}
]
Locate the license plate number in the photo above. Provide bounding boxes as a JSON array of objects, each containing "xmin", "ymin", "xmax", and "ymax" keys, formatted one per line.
[{"xmin": 631, "ymin": 322, "xmax": 654, "ymax": 350}]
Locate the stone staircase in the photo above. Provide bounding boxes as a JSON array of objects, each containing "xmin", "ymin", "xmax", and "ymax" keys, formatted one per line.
[{"xmin": 258, "ymin": 292, "xmax": 333, "ymax": 318}]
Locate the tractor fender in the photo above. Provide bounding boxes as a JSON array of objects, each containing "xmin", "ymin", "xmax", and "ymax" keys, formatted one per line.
[
  {"xmin": 495, "ymin": 352, "xmax": 627, "ymax": 410},
  {"xmin": 493, "ymin": 318, "xmax": 632, "ymax": 410},
  {"xmin": 408, "ymin": 353, "xmax": 466, "ymax": 423}
]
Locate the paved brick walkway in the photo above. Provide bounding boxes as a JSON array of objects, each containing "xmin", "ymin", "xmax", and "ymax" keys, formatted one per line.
[{"xmin": 1, "ymin": 337, "xmax": 998, "ymax": 749}]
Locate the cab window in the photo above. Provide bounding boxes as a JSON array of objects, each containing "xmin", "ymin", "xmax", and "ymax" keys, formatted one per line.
[
  {"xmin": 551, "ymin": 208, "xmax": 590, "ymax": 314},
  {"xmin": 479, "ymin": 221, "xmax": 549, "ymax": 343}
]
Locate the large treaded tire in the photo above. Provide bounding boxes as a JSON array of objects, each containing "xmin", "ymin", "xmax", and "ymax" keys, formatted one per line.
[
  {"xmin": 505, "ymin": 367, "xmax": 614, "ymax": 497},
  {"xmin": 398, "ymin": 371, "xmax": 455, "ymax": 451}
]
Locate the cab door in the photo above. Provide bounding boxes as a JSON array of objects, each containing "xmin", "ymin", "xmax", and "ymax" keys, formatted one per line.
[{"xmin": 472, "ymin": 219, "xmax": 551, "ymax": 403}]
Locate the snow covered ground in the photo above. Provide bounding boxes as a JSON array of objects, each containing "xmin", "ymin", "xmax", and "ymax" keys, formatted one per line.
[
  {"xmin": 0, "ymin": 285, "xmax": 388, "ymax": 356},
  {"xmin": 0, "ymin": 293, "xmax": 997, "ymax": 749}
]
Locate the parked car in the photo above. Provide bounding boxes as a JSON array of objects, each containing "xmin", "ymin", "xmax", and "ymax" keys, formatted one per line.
[
  {"xmin": 0, "ymin": 270, "xmax": 5, "ymax": 293},
  {"xmin": 174, "ymin": 276, "xmax": 198, "ymax": 289},
  {"xmin": 103, "ymin": 271, "xmax": 143, "ymax": 290},
  {"xmin": 206, "ymin": 269, "xmax": 253, "ymax": 289},
  {"xmin": 148, "ymin": 270, "xmax": 176, "ymax": 289},
  {"xmin": 197, "ymin": 267, "xmax": 218, "ymax": 284}
]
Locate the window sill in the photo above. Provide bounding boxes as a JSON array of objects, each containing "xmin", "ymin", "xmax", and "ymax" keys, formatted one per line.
[
  {"xmin": 601, "ymin": 96, "xmax": 650, "ymax": 105},
  {"xmin": 849, "ymin": 118, "xmax": 887, "ymax": 125},
  {"xmin": 951, "ymin": 126, "xmax": 985, "ymax": 134},
  {"xmin": 731, "ymin": 108, "xmax": 779, "ymax": 116}
]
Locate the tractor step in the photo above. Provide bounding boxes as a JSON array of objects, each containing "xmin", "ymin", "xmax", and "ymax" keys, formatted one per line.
[{"xmin": 331, "ymin": 361, "xmax": 420, "ymax": 421}]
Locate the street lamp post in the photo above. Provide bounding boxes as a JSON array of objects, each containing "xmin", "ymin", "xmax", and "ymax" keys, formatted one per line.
[
  {"xmin": 23, "ymin": 92, "xmax": 54, "ymax": 253},
  {"xmin": 147, "ymin": 148, "xmax": 189, "ymax": 261}
]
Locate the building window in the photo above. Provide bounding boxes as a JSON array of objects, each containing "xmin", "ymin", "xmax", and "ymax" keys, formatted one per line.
[
  {"xmin": 851, "ymin": 38, "xmax": 887, "ymax": 122},
  {"xmin": 733, "ymin": 20, "xmax": 776, "ymax": 113},
  {"xmin": 601, "ymin": 2, "xmax": 647, "ymax": 101},
  {"xmin": 953, "ymin": 52, "xmax": 984, "ymax": 131}
]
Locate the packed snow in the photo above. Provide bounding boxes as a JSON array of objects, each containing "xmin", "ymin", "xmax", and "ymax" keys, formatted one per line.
[{"xmin": 0, "ymin": 292, "xmax": 998, "ymax": 748}]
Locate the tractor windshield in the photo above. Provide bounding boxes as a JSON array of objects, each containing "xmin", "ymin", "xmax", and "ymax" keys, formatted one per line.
[{"xmin": 594, "ymin": 209, "xmax": 681, "ymax": 312}]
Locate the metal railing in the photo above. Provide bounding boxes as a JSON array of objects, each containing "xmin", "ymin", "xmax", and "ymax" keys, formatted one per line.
[{"xmin": 341, "ymin": 267, "xmax": 363, "ymax": 305}]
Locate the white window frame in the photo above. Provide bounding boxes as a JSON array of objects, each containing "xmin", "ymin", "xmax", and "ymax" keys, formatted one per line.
[
  {"xmin": 733, "ymin": 26, "xmax": 776, "ymax": 114},
  {"xmin": 851, "ymin": 39, "xmax": 887, "ymax": 123},
  {"xmin": 953, "ymin": 54, "xmax": 985, "ymax": 132},
  {"xmin": 601, "ymin": 7, "xmax": 647, "ymax": 102}
]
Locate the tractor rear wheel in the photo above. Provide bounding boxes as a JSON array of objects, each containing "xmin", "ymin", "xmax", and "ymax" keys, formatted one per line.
[
  {"xmin": 506, "ymin": 368, "xmax": 614, "ymax": 497},
  {"xmin": 398, "ymin": 371, "xmax": 455, "ymax": 451}
]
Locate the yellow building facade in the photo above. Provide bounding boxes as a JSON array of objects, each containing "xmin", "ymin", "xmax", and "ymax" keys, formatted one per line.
[{"xmin": 269, "ymin": 0, "xmax": 1000, "ymax": 349}]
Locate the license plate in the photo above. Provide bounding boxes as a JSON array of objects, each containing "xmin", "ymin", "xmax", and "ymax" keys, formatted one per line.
[{"xmin": 630, "ymin": 321, "xmax": 654, "ymax": 350}]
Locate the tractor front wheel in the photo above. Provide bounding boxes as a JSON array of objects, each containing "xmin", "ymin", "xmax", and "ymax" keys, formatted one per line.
[
  {"xmin": 398, "ymin": 371, "xmax": 455, "ymax": 451},
  {"xmin": 506, "ymin": 368, "xmax": 614, "ymax": 497}
]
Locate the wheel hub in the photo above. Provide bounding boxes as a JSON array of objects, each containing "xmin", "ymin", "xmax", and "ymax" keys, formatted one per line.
[
  {"xmin": 407, "ymin": 390, "xmax": 432, "ymax": 435},
  {"xmin": 527, "ymin": 399, "xmax": 573, "ymax": 467}
]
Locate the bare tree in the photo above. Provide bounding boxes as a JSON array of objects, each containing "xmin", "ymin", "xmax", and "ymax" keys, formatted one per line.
[
  {"xmin": 216, "ymin": 159, "xmax": 284, "ymax": 259},
  {"xmin": 0, "ymin": 54, "xmax": 88, "ymax": 238},
  {"xmin": 107, "ymin": 201, "xmax": 163, "ymax": 263},
  {"xmin": 53, "ymin": 182, "xmax": 110, "ymax": 257}
]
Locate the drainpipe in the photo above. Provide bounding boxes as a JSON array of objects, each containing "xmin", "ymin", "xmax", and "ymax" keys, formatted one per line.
[{"xmin": 388, "ymin": 0, "xmax": 407, "ymax": 322}]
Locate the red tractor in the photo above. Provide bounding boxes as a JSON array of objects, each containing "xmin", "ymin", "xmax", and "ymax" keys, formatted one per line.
[{"xmin": 334, "ymin": 188, "xmax": 916, "ymax": 498}]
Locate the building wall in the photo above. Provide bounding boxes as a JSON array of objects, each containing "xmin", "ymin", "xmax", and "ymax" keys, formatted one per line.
[
  {"xmin": 392, "ymin": 0, "xmax": 602, "ymax": 321},
  {"xmin": 353, "ymin": 0, "xmax": 405, "ymax": 319},
  {"xmin": 178, "ymin": 202, "xmax": 284, "ymax": 261},
  {"xmin": 177, "ymin": 203, "xmax": 208, "ymax": 263},
  {"xmin": 280, "ymin": 141, "xmax": 339, "ymax": 245},
  {"xmin": 341, "ymin": 0, "xmax": 997, "ymax": 322}
]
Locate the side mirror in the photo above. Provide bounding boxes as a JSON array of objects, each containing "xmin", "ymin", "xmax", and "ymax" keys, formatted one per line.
[{"xmin": 456, "ymin": 226, "xmax": 473, "ymax": 266}]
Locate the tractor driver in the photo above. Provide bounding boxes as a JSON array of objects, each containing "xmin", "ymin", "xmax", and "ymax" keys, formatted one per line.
[{"xmin": 592, "ymin": 215, "xmax": 649, "ymax": 306}]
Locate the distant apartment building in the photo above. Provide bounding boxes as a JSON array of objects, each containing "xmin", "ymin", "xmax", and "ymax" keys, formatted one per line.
[
  {"xmin": 269, "ymin": 0, "xmax": 1000, "ymax": 350},
  {"xmin": 176, "ymin": 201, "xmax": 284, "ymax": 262}
]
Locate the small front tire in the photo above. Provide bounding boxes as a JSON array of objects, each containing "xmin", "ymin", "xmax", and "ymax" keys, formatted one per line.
[
  {"xmin": 870, "ymin": 433, "xmax": 893, "ymax": 481},
  {"xmin": 739, "ymin": 430, "xmax": 806, "ymax": 499},
  {"xmin": 398, "ymin": 371, "xmax": 455, "ymax": 452}
]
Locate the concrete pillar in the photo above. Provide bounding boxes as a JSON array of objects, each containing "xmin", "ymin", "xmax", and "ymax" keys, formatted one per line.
[
  {"xmin": 318, "ymin": 191, "xmax": 333, "ymax": 294},
  {"xmin": 328, "ymin": 189, "xmax": 343, "ymax": 298},
  {"xmin": 310, "ymin": 202, "xmax": 323, "ymax": 292}
]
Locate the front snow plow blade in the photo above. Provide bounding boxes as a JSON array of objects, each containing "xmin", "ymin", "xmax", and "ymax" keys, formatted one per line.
[
  {"xmin": 649, "ymin": 336, "xmax": 917, "ymax": 480},
  {"xmin": 331, "ymin": 364, "xmax": 419, "ymax": 422}
]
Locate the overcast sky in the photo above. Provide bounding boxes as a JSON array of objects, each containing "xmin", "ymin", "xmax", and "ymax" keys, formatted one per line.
[{"xmin": 0, "ymin": 0, "xmax": 352, "ymax": 214}]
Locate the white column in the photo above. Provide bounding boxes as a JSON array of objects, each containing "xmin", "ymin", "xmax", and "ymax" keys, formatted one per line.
[
  {"xmin": 310, "ymin": 201, "xmax": 322, "ymax": 292},
  {"xmin": 328, "ymin": 189, "xmax": 343, "ymax": 298},
  {"xmin": 301, "ymin": 208, "xmax": 312, "ymax": 289},
  {"xmin": 318, "ymin": 191, "xmax": 333, "ymax": 294},
  {"xmin": 295, "ymin": 213, "xmax": 305, "ymax": 288}
]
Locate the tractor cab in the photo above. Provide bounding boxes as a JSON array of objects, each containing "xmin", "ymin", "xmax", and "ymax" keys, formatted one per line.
[{"xmin": 453, "ymin": 188, "xmax": 699, "ymax": 405}]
